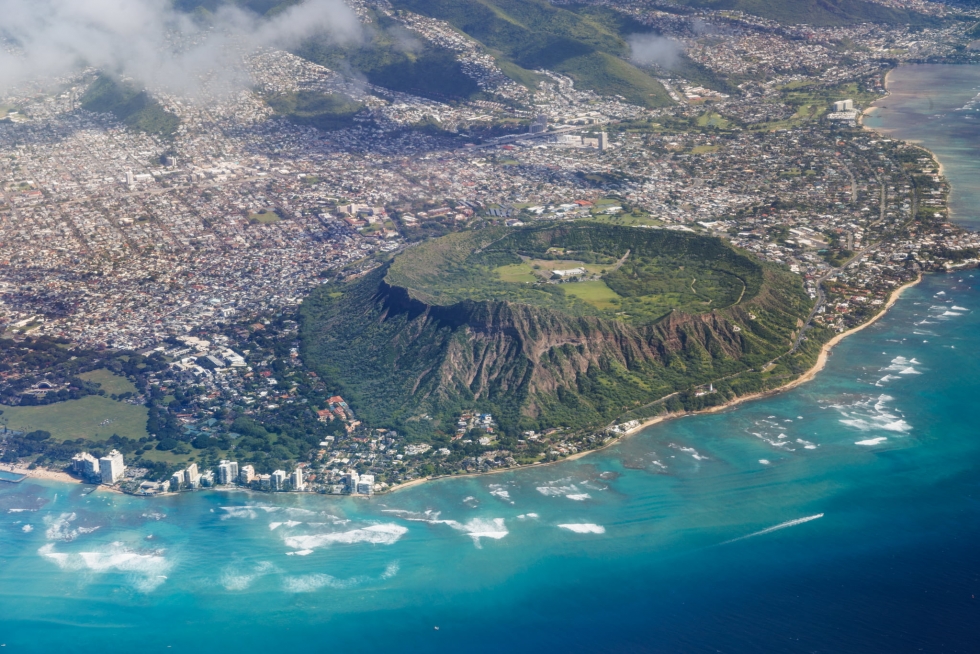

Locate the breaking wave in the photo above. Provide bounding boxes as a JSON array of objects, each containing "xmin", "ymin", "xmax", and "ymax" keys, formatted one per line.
[
  {"xmin": 283, "ymin": 523, "xmax": 408, "ymax": 551},
  {"xmin": 558, "ymin": 523, "xmax": 605, "ymax": 534},
  {"xmin": 44, "ymin": 512, "xmax": 99, "ymax": 542},
  {"xmin": 39, "ymin": 542, "xmax": 172, "ymax": 592}
]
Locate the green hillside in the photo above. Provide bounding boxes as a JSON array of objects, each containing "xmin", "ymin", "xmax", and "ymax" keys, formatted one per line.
[
  {"xmin": 266, "ymin": 90, "xmax": 366, "ymax": 131},
  {"xmin": 296, "ymin": 12, "xmax": 481, "ymax": 102},
  {"xmin": 80, "ymin": 75, "xmax": 180, "ymax": 137},
  {"xmin": 301, "ymin": 225, "xmax": 814, "ymax": 439},
  {"xmin": 389, "ymin": 0, "xmax": 673, "ymax": 106}
]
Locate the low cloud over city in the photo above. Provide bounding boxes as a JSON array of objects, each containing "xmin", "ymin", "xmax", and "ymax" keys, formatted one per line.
[{"xmin": 0, "ymin": 0, "xmax": 362, "ymax": 95}]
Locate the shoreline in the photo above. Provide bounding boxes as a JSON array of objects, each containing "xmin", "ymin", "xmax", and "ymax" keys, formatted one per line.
[
  {"xmin": 612, "ymin": 274, "xmax": 923, "ymax": 439},
  {"xmin": 387, "ymin": 274, "xmax": 925, "ymax": 493},
  {"xmin": 3, "ymin": 276, "xmax": 926, "ymax": 499}
]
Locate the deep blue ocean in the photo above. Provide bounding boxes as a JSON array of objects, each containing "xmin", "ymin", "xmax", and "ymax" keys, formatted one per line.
[{"xmin": 3, "ymin": 67, "xmax": 980, "ymax": 652}]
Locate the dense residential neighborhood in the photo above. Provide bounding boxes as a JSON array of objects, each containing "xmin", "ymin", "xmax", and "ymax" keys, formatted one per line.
[{"xmin": 2, "ymin": 0, "xmax": 980, "ymax": 494}]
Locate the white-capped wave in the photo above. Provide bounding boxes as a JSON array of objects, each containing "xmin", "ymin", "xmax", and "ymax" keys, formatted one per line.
[
  {"xmin": 220, "ymin": 505, "xmax": 280, "ymax": 520},
  {"xmin": 22, "ymin": 524, "xmax": 33, "ymax": 532},
  {"xmin": 536, "ymin": 479, "xmax": 581, "ymax": 497},
  {"xmin": 856, "ymin": 437, "xmax": 888, "ymax": 446},
  {"xmin": 488, "ymin": 484, "xmax": 513, "ymax": 503},
  {"xmin": 39, "ymin": 542, "xmax": 172, "ymax": 592},
  {"xmin": 287, "ymin": 549, "xmax": 314, "ymax": 556},
  {"xmin": 141, "ymin": 512, "xmax": 166, "ymax": 521},
  {"xmin": 565, "ymin": 493, "xmax": 591, "ymax": 501},
  {"xmin": 952, "ymin": 306, "xmax": 968, "ymax": 311},
  {"xmin": 558, "ymin": 523, "xmax": 605, "ymax": 534},
  {"xmin": 282, "ymin": 561, "xmax": 399, "ymax": 593},
  {"xmin": 220, "ymin": 561, "xmax": 276, "ymax": 591},
  {"xmin": 517, "ymin": 513, "xmax": 539, "ymax": 519},
  {"xmin": 837, "ymin": 394, "xmax": 911, "ymax": 433},
  {"xmin": 759, "ymin": 459, "xmax": 771, "ymax": 465},
  {"xmin": 942, "ymin": 311, "xmax": 962, "ymax": 317},
  {"xmin": 269, "ymin": 520, "xmax": 302, "ymax": 531},
  {"xmin": 669, "ymin": 443, "xmax": 708, "ymax": 460},
  {"xmin": 795, "ymin": 438, "xmax": 818, "ymax": 450},
  {"xmin": 44, "ymin": 513, "xmax": 99, "ymax": 542},
  {"xmin": 722, "ymin": 514, "xmax": 824, "ymax": 545},
  {"xmin": 283, "ymin": 523, "xmax": 408, "ymax": 551}
]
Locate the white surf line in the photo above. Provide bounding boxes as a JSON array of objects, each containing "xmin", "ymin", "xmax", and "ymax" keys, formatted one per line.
[{"xmin": 721, "ymin": 513, "xmax": 824, "ymax": 545}]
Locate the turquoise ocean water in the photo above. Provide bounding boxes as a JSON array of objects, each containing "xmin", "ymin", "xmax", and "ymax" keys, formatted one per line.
[{"xmin": 3, "ymin": 67, "xmax": 980, "ymax": 652}]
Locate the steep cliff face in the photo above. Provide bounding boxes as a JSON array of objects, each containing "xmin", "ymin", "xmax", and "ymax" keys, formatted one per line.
[{"xmin": 300, "ymin": 258, "xmax": 808, "ymax": 436}]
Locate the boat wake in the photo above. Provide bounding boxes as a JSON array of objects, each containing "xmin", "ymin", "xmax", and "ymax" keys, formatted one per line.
[{"xmin": 721, "ymin": 513, "xmax": 824, "ymax": 545}]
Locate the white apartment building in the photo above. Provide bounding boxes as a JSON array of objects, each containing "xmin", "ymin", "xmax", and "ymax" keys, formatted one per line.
[{"xmin": 99, "ymin": 450, "xmax": 125, "ymax": 485}]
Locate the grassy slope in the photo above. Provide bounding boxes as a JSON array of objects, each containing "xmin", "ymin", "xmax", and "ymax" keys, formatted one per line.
[
  {"xmin": 266, "ymin": 91, "xmax": 366, "ymax": 131},
  {"xmin": 77, "ymin": 369, "xmax": 138, "ymax": 396},
  {"xmin": 296, "ymin": 12, "xmax": 481, "ymax": 102},
  {"xmin": 390, "ymin": 0, "xmax": 673, "ymax": 107},
  {"xmin": 80, "ymin": 75, "xmax": 180, "ymax": 137},
  {"xmin": 301, "ymin": 225, "xmax": 812, "ymax": 436}
]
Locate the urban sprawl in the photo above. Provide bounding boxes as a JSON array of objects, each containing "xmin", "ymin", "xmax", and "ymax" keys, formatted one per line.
[{"xmin": 2, "ymin": 0, "xmax": 980, "ymax": 495}]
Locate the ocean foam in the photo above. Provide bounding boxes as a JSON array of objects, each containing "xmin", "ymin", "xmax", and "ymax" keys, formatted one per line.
[
  {"xmin": 287, "ymin": 549, "xmax": 314, "ymax": 556},
  {"xmin": 795, "ymin": 438, "xmax": 818, "ymax": 450},
  {"xmin": 40, "ymin": 542, "xmax": 172, "ymax": 592},
  {"xmin": 44, "ymin": 512, "xmax": 99, "ymax": 542},
  {"xmin": 22, "ymin": 524, "xmax": 33, "ymax": 532},
  {"xmin": 855, "ymin": 437, "xmax": 888, "ymax": 446},
  {"xmin": 722, "ymin": 514, "xmax": 824, "ymax": 545},
  {"xmin": 282, "ymin": 561, "xmax": 399, "ymax": 593},
  {"xmin": 759, "ymin": 459, "xmax": 771, "ymax": 465},
  {"xmin": 220, "ymin": 561, "xmax": 276, "ymax": 591},
  {"xmin": 558, "ymin": 523, "xmax": 605, "ymax": 534},
  {"xmin": 488, "ymin": 484, "xmax": 513, "ymax": 503},
  {"xmin": 220, "ymin": 505, "xmax": 281, "ymax": 520},
  {"xmin": 283, "ymin": 523, "xmax": 408, "ymax": 551},
  {"xmin": 669, "ymin": 443, "xmax": 708, "ymax": 460},
  {"xmin": 536, "ymin": 479, "xmax": 583, "ymax": 497},
  {"xmin": 952, "ymin": 306, "xmax": 968, "ymax": 311},
  {"xmin": 565, "ymin": 493, "xmax": 591, "ymax": 501},
  {"xmin": 837, "ymin": 394, "xmax": 912, "ymax": 433},
  {"xmin": 517, "ymin": 513, "xmax": 540, "ymax": 519}
]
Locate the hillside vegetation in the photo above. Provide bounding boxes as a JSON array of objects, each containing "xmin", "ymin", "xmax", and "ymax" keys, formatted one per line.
[
  {"xmin": 80, "ymin": 75, "xmax": 180, "ymax": 137},
  {"xmin": 301, "ymin": 225, "xmax": 813, "ymax": 441},
  {"xmin": 389, "ymin": 0, "xmax": 673, "ymax": 106}
]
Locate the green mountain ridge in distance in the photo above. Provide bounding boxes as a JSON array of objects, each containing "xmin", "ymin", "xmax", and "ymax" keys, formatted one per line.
[
  {"xmin": 389, "ymin": 0, "xmax": 674, "ymax": 107},
  {"xmin": 80, "ymin": 75, "xmax": 180, "ymax": 137},
  {"xmin": 300, "ymin": 224, "xmax": 816, "ymax": 441}
]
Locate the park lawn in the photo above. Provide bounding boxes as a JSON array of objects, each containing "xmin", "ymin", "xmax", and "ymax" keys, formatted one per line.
[
  {"xmin": 79, "ymin": 368, "xmax": 138, "ymax": 395},
  {"xmin": 0, "ymin": 396, "xmax": 148, "ymax": 441},
  {"xmin": 495, "ymin": 263, "xmax": 537, "ymax": 283},
  {"xmin": 562, "ymin": 280, "xmax": 622, "ymax": 309},
  {"xmin": 248, "ymin": 209, "xmax": 280, "ymax": 224}
]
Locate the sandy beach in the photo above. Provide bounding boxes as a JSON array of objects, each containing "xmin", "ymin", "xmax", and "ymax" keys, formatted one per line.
[
  {"xmin": 0, "ymin": 463, "xmax": 82, "ymax": 485},
  {"xmin": 0, "ymin": 275, "xmax": 927, "ymax": 498}
]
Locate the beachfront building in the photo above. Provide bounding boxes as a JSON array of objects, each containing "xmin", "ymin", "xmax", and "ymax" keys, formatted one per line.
[
  {"xmin": 218, "ymin": 460, "xmax": 239, "ymax": 485},
  {"xmin": 71, "ymin": 452, "xmax": 100, "ymax": 481},
  {"xmin": 99, "ymin": 450, "xmax": 125, "ymax": 485},
  {"xmin": 239, "ymin": 464, "xmax": 255, "ymax": 485},
  {"xmin": 356, "ymin": 474, "xmax": 375, "ymax": 495},
  {"xmin": 186, "ymin": 463, "xmax": 201, "ymax": 489},
  {"xmin": 171, "ymin": 469, "xmax": 185, "ymax": 490},
  {"xmin": 271, "ymin": 469, "xmax": 287, "ymax": 491},
  {"xmin": 290, "ymin": 467, "xmax": 305, "ymax": 491}
]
